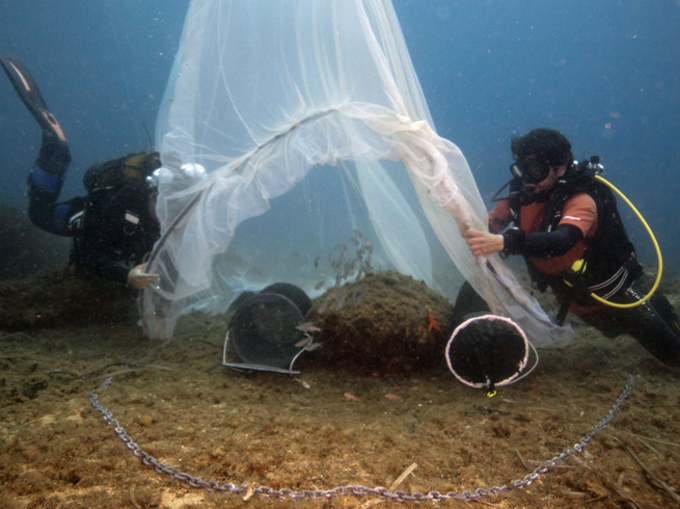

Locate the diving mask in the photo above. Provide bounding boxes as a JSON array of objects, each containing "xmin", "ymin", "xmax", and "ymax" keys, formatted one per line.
[{"xmin": 510, "ymin": 157, "xmax": 552, "ymax": 184}]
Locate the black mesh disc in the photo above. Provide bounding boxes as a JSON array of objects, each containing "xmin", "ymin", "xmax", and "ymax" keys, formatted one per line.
[
  {"xmin": 228, "ymin": 293, "xmax": 306, "ymax": 369},
  {"xmin": 445, "ymin": 315, "xmax": 528, "ymax": 388}
]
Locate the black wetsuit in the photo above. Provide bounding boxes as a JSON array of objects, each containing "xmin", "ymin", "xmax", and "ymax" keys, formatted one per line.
[
  {"xmin": 27, "ymin": 133, "xmax": 160, "ymax": 284},
  {"xmin": 0, "ymin": 54, "xmax": 159, "ymax": 284}
]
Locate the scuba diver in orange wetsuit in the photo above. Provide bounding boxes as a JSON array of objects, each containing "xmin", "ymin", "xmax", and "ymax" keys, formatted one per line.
[{"xmin": 465, "ymin": 128, "xmax": 680, "ymax": 367}]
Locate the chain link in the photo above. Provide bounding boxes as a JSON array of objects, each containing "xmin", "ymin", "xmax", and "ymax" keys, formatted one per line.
[{"xmin": 90, "ymin": 374, "xmax": 633, "ymax": 503}]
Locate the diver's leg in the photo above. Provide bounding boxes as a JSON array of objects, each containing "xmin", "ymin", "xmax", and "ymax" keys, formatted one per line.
[
  {"xmin": 1, "ymin": 55, "xmax": 73, "ymax": 234},
  {"xmin": 648, "ymin": 293, "xmax": 680, "ymax": 335},
  {"xmin": 27, "ymin": 130, "xmax": 72, "ymax": 235},
  {"xmin": 615, "ymin": 287, "xmax": 680, "ymax": 367},
  {"xmin": 577, "ymin": 306, "xmax": 626, "ymax": 339},
  {"xmin": 40, "ymin": 197, "xmax": 86, "ymax": 237}
]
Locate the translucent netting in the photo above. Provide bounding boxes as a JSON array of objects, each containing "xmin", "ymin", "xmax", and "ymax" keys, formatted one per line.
[{"xmin": 142, "ymin": 0, "xmax": 572, "ymax": 347}]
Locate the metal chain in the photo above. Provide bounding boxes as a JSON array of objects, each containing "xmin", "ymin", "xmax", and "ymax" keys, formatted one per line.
[{"xmin": 89, "ymin": 374, "xmax": 634, "ymax": 503}]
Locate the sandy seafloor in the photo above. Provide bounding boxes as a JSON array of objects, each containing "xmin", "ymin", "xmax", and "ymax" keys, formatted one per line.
[{"xmin": 1, "ymin": 270, "xmax": 679, "ymax": 509}]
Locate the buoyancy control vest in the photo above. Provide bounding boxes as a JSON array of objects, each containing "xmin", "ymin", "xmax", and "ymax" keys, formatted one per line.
[
  {"xmin": 508, "ymin": 158, "xmax": 643, "ymax": 307},
  {"xmin": 68, "ymin": 151, "xmax": 161, "ymax": 270}
]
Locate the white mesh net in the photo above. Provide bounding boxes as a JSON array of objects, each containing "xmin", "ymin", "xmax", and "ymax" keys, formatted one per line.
[{"xmin": 141, "ymin": 0, "xmax": 572, "ymax": 348}]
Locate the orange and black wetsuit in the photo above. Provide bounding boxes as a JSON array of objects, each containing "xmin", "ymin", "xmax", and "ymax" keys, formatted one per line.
[
  {"xmin": 487, "ymin": 183, "xmax": 680, "ymax": 367},
  {"xmin": 489, "ymin": 192, "xmax": 599, "ymax": 313}
]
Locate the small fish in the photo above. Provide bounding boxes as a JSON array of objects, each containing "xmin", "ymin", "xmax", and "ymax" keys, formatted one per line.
[
  {"xmin": 295, "ymin": 336, "xmax": 314, "ymax": 348},
  {"xmin": 335, "ymin": 292, "xmax": 347, "ymax": 311},
  {"xmin": 344, "ymin": 392, "xmax": 359, "ymax": 401},
  {"xmin": 304, "ymin": 342, "xmax": 322, "ymax": 352},
  {"xmin": 314, "ymin": 256, "xmax": 320, "ymax": 268},
  {"xmin": 294, "ymin": 378, "xmax": 311, "ymax": 389},
  {"xmin": 332, "ymin": 254, "xmax": 344, "ymax": 271},
  {"xmin": 296, "ymin": 322, "xmax": 322, "ymax": 333},
  {"xmin": 384, "ymin": 394, "xmax": 401, "ymax": 400},
  {"xmin": 314, "ymin": 280, "xmax": 325, "ymax": 290},
  {"xmin": 318, "ymin": 300, "xmax": 330, "ymax": 314}
]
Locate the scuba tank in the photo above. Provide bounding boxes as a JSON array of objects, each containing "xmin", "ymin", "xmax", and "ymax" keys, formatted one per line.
[{"xmin": 83, "ymin": 151, "xmax": 161, "ymax": 195}]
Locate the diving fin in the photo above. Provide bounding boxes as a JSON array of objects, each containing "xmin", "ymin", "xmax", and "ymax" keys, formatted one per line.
[{"xmin": 0, "ymin": 55, "xmax": 66, "ymax": 141}]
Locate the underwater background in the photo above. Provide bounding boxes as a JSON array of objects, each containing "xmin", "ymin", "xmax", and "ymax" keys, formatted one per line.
[
  {"xmin": 1, "ymin": 0, "xmax": 679, "ymax": 273},
  {"xmin": 1, "ymin": 3, "xmax": 680, "ymax": 509}
]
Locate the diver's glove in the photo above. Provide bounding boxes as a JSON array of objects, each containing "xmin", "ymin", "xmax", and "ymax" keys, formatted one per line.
[{"xmin": 502, "ymin": 228, "xmax": 526, "ymax": 255}]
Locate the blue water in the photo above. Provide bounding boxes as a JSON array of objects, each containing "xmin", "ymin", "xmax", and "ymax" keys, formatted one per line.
[{"xmin": 1, "ymin": 0, "xmax": 678, "ymax": 270}]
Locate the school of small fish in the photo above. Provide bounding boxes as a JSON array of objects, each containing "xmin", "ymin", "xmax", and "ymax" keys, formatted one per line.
[{"xmin": 312, "ymin": 230, "xmax": 373, "ymax": 314}]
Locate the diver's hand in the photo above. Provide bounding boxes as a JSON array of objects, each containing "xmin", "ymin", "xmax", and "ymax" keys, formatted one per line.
[
  {"xmin": 127, "ymin": 264, "xmax": 159, "ymax": 290},
  {"xmin": 464, "ymin": 229, "xmax": 504, "ymax": 257}
]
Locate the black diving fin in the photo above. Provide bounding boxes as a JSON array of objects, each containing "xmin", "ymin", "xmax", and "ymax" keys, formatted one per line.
[{"xmin": 0, "ymin": 54, "xmax": 65, "ymax": 141}]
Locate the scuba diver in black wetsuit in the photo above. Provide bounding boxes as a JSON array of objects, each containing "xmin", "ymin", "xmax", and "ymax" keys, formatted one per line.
[
  {"xmin": 464, "ymin": 128, "xmax": 680, "ymax": 368},
  {"xmin": 1, "ymin": 55, "xmax": 161, "ymax": 289}
]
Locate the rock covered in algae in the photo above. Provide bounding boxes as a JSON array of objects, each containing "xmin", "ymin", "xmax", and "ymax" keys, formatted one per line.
[{"xmin": 305, "ymin": 271, "xmax": 454, "ymax": 376}]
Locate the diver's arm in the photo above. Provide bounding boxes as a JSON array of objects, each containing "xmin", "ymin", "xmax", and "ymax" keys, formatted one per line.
[
  {"xmin": 488, "ymin": 200, "xmax": 512, "ymax": 233},
  {"xmin": 503, "ymin": 224, "xmax": 584, "ymax": 257}
]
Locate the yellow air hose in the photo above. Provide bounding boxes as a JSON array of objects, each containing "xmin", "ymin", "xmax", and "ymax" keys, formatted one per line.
[{"xmin": 586, "ymin": 175, "xmax": 663, "ymax": 308}]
